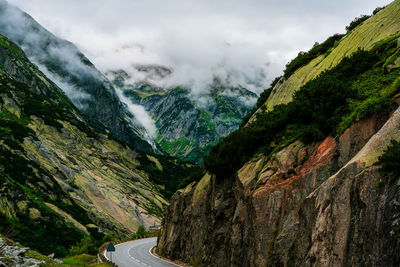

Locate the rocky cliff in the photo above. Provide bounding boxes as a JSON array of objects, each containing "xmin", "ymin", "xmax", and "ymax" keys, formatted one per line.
[
  {"xmin": 0, "ymin": 34, "xmax": 197, "ymax": 257},
  {"xmin": 157, "ymin": 1, "xmax": 400, "ymax": 266}
]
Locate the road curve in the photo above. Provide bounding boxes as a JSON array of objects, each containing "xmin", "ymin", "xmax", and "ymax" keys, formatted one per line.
[{"xmin": 105, "ymin": 237, "xmax": 179, "ymax": 267}]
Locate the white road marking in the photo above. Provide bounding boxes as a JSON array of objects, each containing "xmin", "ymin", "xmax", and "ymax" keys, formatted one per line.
[
  {"xmin": 148, "ymin": 246, "xmax": 183, "ymax": 267},
  {"xmin": 127, "ymin": 245, "xmax": 153, "ymax": 267}
]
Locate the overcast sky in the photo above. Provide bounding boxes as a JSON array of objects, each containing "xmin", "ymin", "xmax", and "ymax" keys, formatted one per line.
[{"xmin": 7, "ymin": 0, "xmax": 393, "ymax": 94}]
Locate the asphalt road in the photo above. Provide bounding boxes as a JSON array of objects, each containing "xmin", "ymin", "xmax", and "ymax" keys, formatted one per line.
[{"xmin": 105, "ymin": 237, "xmax": 179, "ymax": 267}]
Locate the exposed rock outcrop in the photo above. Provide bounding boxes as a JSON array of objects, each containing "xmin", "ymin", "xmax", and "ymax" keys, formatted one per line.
[{"xmin": 0, "ymin": 238, "xmax": 42, "ymax": 267}]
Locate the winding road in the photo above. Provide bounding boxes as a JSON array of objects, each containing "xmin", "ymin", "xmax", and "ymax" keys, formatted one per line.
[{"xmin": 105, "ymin": 237, "xmax": 180, "ymax": 267}]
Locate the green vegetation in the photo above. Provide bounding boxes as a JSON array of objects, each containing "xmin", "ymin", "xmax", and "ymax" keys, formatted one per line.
[
  {"xmin": 177, "ymin": 169, "xmax": 206, "ymax": 189},
  {"xmin": 0, "ymin": 36, "xmax": 25, "ymax": 61},
  {"xmin": 283, "ymin": 34, "xmax": 344, "ymax": 78},
  {"xmin": 206, "ymin": 35, "xmax": 400, "ymax": 179},
  {"xmin": 0, "ymin": 77, "xmax": 103, "ymax": 257},
  {"xmin": 373, "ymin": 6, "xmax": 386, "ymax": 15},
  {"xmin": 378, "ymin": 140, "xmax": 400, "ymax": 183},
  {"xmin": 69, "ymin": 236, "xmax": 99, "ymax": 256},
  {"xmin": 241, "ymin": 77, "xmax": 281, "ymax": 127},
  {"xmin": 131, "ymin": 225, "xmax": 151, "ymax": 239},
  {"xmin": 256, "ymin": 77, "xmax": 280, "ymax": 108},
  {"xmin": 137, "ymin": 152, "xmax": 202, "ymax": 198},
  {"xmin": 158, "ymin": 137, "xmax": 196, "ymax": 157},
  {"xmin": 376, "ymin": 179, "xmax": 385, "ymax": 194},
  {"xmin": 62, "ymin": 254, "xmax": 109, "ymax": 267},
  {"xmin": 346, "ymin": 15, "xmax": 371, "ymax": 32}
]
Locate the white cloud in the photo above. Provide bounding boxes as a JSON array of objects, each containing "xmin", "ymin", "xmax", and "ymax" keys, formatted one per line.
[
  {"xmin": 6, "ymin": 0, "xmax": 393, "ymax": 95},
  {"xmin": 115, "ymin": 89, "xmax": 157, "ymax": 141}
]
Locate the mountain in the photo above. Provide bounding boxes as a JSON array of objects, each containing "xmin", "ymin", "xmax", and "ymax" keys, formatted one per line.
[
  {"xmin": 0, "ymin": 33, "xmax": 199, "ymax": 257},
  {"xmin": 107, "ymin": 68, "xmax": 258, "ymax": 162},
  {"xmin": 157, "ymin": 2, "xmax": 400, "ymax": 266},
  {"xmin": 0, "ymin": 0, "xmax": 153, "ymax": 152}
]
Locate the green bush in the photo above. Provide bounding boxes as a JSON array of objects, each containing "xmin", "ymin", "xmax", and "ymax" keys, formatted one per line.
[
  {"xmin": 376, "ymin": 179, "xmax": 384, "ymax": 194},
  {"xmin": 69, "ymin": 236, "xmax": 98, "ymax": 256},
  {"xmin": 373, "ymin": 6, "xmax": 385, "ymax": 15},
  {"xmin": 346, "ymin": 15, "xmax": 370, "ymax": 32},
  {"xmin": 256, "ymin": 76, "xmax": 281, "ymax": 108},
  {"xmin": 378, "ymin": 140, "xmax": 400, "ymax": 181},
  {"xmin": 178, "ymin": 169, "xmax": 206, "ymax": 189},
  {"xmin": 240, "ymin": 77, "xmax": 282, "ymax": 127},
  {"xmin": 283, "ymin": 34, "xmax": 344, "ymax": 78},
  {"xmin": 131, "ymin": 225, "xmax": 151, "ymax": 239}
]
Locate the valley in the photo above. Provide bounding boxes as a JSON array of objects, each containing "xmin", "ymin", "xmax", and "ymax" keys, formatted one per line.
[{"xmin": 0, "ymin": 0, "xmax": 400, "ymax": 266}]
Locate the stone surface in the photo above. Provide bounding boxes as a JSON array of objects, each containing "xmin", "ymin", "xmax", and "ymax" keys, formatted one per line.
[
  {"xmin": 0, "ymin": 238, "xmax": 43, "ymax": 267},
  {"xmin": 157, "ymin": 109, "xmax": 400, "ymax": 266}
]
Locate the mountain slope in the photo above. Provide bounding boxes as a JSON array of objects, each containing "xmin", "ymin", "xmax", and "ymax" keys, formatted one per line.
[
  {"xmin": 157, "ymin": 2, "xmax": 400, "ymax": 266},
  {"xmin": 0, "ymin": 33, "xmax": 198, "ymax": 257},
  {"xmin": 0, "ymin": 0, "xmax": 153, "ymax": 152},
  {"xmin": 108, "ymin": 69, "xmax": 257, "ymax": 162},
  {"xmin": 264, "ymin": 0, "xmax": 400, "ymax": 111}
]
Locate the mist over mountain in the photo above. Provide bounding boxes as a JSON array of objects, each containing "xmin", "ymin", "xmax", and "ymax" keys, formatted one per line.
[
  {"xmin": 0, "ymin": 0, "xmax": 155, "ymax": 151},
  {"xmin": 108, "ymin": 68, "xmax": 258, "ymax": 162},
  {"xmin": 8, "ymin": 0, "xmax": 392, "ymax": 97}
]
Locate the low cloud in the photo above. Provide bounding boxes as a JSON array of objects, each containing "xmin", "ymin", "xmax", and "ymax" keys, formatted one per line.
[
  {"xmin": 0, "ymin": 0, "xmax": 158, "ymax": 142},
  {"xmin": 7, "ymin": 0, "xmax": 391, "ymax": 96},
  {"xmin": 220, "ymin": 89, "xmax": 258, "ymax": 107},
  {"xmin": 37, "ymin": 63, "xmax": 92, "ymax": 110},
  {"xmin": 115, "ymin": 89, "xmax": 157, "ymax": 142},
  {"xmin": 0, "ymin": 0, "xmax": 100, "ymax": 105}
]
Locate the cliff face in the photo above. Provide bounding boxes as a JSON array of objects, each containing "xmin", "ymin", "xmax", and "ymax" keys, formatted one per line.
[
  {"xmin": 157, "ymin": 112, "xmax": 400, "ymax": 266},
  {"xmin": 157, "ymin": 1, "xmax": 400, "ymax": 266}
]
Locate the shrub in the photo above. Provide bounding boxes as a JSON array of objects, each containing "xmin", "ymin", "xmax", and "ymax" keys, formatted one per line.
[
  {"xmin": 178, "ymin": 169, "xmax": 206, "ymax": 189},
  {"xmin": 240, "ymin": 77, "xmax": 282, "ymax": 127},
  {"xmin": 376, "ymin": 179, "xmax": 384, "ymax": 194},
  {"xmin": 346, "ymin": 15, "xmax": 370, "ymax": 32},
  {"xmin": 132, "ymin": 225, "xmax": 151, "ymax": 239},
  {"xmin": 378, "ymin": 140, "xmax": 400, "ymax": 181},
  {"xmin": 373, "ymin": 6, "xmax": 385, "ymax": 15},
  {"xmin": 136, "ymin": 152, "xmax": 202, "ymax": 199},
  {"xmin": 283, "ymin": 34, "xmax": 344, "ymax": 78},
  {"xmin": 69, "ymin": 236, "xmax": 98, "ymax": 256}
]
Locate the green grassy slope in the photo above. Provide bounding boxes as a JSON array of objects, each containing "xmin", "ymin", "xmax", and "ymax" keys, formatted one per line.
[{"xmin": 264, "ymin": 0, "xmax": 400, "ymax": 111}]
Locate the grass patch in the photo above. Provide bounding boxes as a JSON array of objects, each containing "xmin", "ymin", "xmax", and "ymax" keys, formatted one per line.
[{"xmin": 62, "ymin": 254, "xmax": 109, "ymax": 267}]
